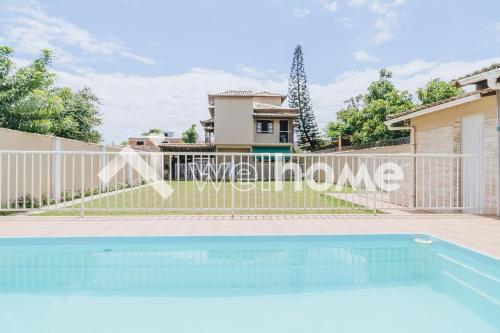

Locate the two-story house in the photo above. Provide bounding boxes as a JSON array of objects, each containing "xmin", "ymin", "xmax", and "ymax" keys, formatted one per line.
[{"xmin": 200, "ymin": 90, "xmax": 298, "ymax": 154}]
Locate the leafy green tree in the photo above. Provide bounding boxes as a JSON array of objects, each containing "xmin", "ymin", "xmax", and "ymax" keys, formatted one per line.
[
  {"xmin": 416, "ymin": 78, "xmax": 463, "ymax": 105},
  {"xmin": 0, "ymin": 46, "xmax": 102, "ymax": 143},
  {"xmin": 325, "ymin": 73, "xmax": 465, "ymax": 146},
  {"xmin": 55, "ymin": 87, "xmax": 102, "ymax": 142},
  {"xmin": 0, "ymin": 47, "xmax": 54, "ymax": 126},
  {"xmin": 7, "ymin": 89, "xmax": 67, "ymax": 135},
  {"xmin": 142, "ymin": 128, "xmax": 162, "ymax": 136},
  {"xmin": 325, "ymin": 70, "xmax": 413, "ymax": 145},
  {"xmin": 288, "ymin": 45, "xmax": 320, "ymax": 151},
  {"xmin": 182, "ymin": 124, "xmax": 198, "ymax": 143}
]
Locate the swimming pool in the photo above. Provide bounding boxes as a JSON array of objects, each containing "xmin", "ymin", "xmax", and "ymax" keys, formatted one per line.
[{"xmin": 0, "ymin": 235, "xmax": 498, "ymax": 333}]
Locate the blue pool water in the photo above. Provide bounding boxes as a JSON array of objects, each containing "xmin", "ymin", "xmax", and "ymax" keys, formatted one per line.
[{"xmin": 0, "ymin": 235, "xmax": 498, "ymax": 333}]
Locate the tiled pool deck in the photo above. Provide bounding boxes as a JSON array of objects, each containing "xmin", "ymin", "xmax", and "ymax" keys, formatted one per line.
[{"xmin": 0, "ymin": 214, "xmax": 499, "ymax": 258}]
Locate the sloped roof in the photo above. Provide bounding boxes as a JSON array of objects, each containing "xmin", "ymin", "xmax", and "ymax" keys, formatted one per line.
[
  {"xmin": 209, "ymin": 90, "xmax": 253, "ymax": 97},
  {"xmin": 253, "ymin": 102, "xmax": 298, "ymax": 112},
  {"xmin": 200, "ymin": 118, "xmax": 214, "ymax": 125},
  {"xmin": 453, "ymin": 63, "xmax": 500, "ymax": 83},
  {"xmin": 159, "ymin": 143, "xmax": 216, "ymax": 152},
  {"xmin": 386, "ymin": 89, "xmax": 494, "ymax": 121},
  {"xmin": 208, "ymin": 90, "xmax": 287, "ymax": 102},
  {"xmin": 253, "ymin": 112, "xmax": 299, "ymax": 119},
  {"xmin": 254, "ymin": 91, "xmax": 286, "ymax": 98}
]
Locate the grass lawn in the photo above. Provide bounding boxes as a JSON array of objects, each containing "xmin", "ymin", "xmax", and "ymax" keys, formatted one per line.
[{"xmin": 38, "ymin": 181, "xmax": 371, "ymax": 216}]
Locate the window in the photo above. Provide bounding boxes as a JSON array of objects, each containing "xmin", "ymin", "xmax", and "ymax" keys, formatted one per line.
[
  {"xmin": 279, "ymin": 120, "xmax": 289, "ymax": 143},
  {"xmin": 256, "ymin": 120, "xmax": 273, "ymax": 133},
  {"xmin": 136, "ymin": 141, "xmax": 144, "ymax": 145}
]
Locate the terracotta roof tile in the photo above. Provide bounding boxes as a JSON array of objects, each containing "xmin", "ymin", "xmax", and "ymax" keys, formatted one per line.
[
  {"xmin": 253, "ymin": 112, "xmax": 299, "ymax": 119},
  {"xmin": 208, "ymin": 90, "xmax": 287, "ymax": 99},
  {"xmin": 159, "ymin": 143, "xmax": 216, "ymax": 152},
  {"xmin": 254, "ymin": 91, "xmax": 286, "ymax": 98},
  {"xmin": 253, "ymin": 102, "xmax": 298, "ymax": 111}
]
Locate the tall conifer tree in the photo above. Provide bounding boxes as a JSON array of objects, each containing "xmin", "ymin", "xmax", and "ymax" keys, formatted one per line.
[{"xmin": 288, "ymin": 45, "xmax": 320, "ymax": 151}]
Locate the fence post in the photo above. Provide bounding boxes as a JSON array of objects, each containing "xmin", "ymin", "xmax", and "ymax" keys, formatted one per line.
[
  {"xmin": 372, "ymin": 156, "xmax": 377, "ymax": 215},
  {"xmin": 53, "ymin": 138, "xmax": 62, "ymax": 203},
  {"xmin": 407, "ymin": 155, "xmax": 414, "ymax": 209},
  {"xmin": 80, "ymin": 152, "xmax": 85, "ymax": 217},
  {"xmin": 231, "ymin": 154, "xmax": 235, "ymax": 217},
  {"xmin": 408, "ymin": 155, "xmax": 415, "ymax": 209}
]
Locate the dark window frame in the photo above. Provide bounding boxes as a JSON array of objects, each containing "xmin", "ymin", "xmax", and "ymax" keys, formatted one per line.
[{"xmin": 256, "ymin": 120, "xmax": 274, "ymax": 134}]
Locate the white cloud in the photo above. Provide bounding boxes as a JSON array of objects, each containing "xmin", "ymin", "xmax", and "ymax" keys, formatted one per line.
[
  {"xmin": 0, "ymin": 1, "xmax": 154, "ymax": 66},
  {"xmin": 347, "ymin": 0, "xmax": 369, "ymax": 5},
  {"xmin": 323, "ymin": 1, "xmax": 339, "ymax": 12},
  {"xmin": 236, "ymin": 66, "xmax": 286, "ymax": 81},
  {"xmin": 353, "ymin": 51, "xmax": 379, "ymax": 63},
  {"xmin": 45, "ymin": 57, "xmax": 500, "ymax": 143},
  {"xmin": 344, "ymin": 0, "xmax": 407, "ymax": 45},
  {"xmin": 292, "ymin": 8, "xmax": 311, "ymax": 18},
  {"xmin": 338, "ymin": 16, "xmax": 355, "ymax": 28},
  {"xmin": 372, "ymin": 17, "xmax": 393, "ymax": 44}
]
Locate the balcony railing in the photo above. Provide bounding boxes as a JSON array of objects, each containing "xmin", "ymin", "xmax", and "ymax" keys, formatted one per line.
[{"xmin": 255, "ymin": 130, "xmax": 292, "ymax": 143}]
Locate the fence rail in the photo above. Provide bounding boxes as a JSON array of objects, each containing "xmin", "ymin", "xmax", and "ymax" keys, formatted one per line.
[
  {"xmin": 0, "ymin": 151, "xmax": 497, "ymax": 215},
  {"xmin": 319, "ymin": 136, "xmax": 411, "ymax": 153}
]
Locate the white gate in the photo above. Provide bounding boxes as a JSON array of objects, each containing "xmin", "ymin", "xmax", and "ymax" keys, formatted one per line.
[{"xmin": 461, "ymin": 114, "xmax": 484, "ymax": 212}]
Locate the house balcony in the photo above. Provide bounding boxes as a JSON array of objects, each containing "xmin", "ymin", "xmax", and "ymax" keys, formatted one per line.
[
  {"xmin": 200, "ymin": 118, "xmax": 215, "ymax": 143},
  {"xmin": 254, "ymin": 129, "xmax": 294, "ymax": 145}
]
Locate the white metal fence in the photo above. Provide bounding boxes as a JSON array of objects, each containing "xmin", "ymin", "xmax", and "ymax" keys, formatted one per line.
[{"xmin": 0, "ymin": 151, "xmax": 497, "ymax": 215}]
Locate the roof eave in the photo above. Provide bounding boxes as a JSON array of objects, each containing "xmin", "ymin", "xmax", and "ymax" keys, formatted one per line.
[
  {"xmin": 384, "ymin": 93, "xmax": 482, "ymax": 125},
  {"xmin": 455, "ymin": 68, "xmax": 500, "ymax": 87},
  {"xmin": 253, "ymin": 113, "xmax": 299, "ymax": 119},
  {"xmin": 253, "ymin": 109, "xmax": 298, "ymax": 112}
]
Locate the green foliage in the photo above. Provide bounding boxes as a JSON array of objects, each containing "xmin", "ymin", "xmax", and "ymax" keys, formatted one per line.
[
  {"xmin": 182, "ymin": 124, "xmax": 198, "ymax": 143},
  {"xmin": 416, "ymin": 78, "xmax": 463, "ymax": 105},
  {"xmin": 0, "ymin": 46, "xmax": 102, "ymax": 143},
  {"xmin": 142, "ymin": 128, "xmax": 162, "ymax": 136},
  {"xmin": 325, "ymin": 73, "xmax": 465, "ymax": 146},
  {"xmin": 54, "ymin": 87, "xmax": 102, "ymax": 142},
  {"xmin": 326, "ymin": 70, "xmax": 413, "ymax": 145},
  {"xmin": 288, "ymin": 45, "xmax": 320, "ymax": 151},
  {"xmin": 324, "ymin": 95, "xmax": 362, "ymax": 142},
  {"xmin": 6, "ymin": 89, "xmax": 66, "ymax": 135}
]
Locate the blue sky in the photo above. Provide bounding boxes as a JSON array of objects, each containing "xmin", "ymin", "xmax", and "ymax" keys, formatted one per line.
[{"xmin": 1, "ymin": 0, "xmax": 500, "ymax": 143}]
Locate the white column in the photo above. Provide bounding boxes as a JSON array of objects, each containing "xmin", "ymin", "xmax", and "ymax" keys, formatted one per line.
[{"xmin": 53, "ymin": 138, "xmax": 62, "ymax": 202}]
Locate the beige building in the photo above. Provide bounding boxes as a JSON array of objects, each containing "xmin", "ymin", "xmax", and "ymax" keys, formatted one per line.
[
  {"xmin": 385, "ymin": 64, "xmax": 499, "ymax": 214},
  {"xmin": 162, "ymin": 91, "xmax": 298, "ymax": 154},
  {"xmin": 129, "ymin": 132, "xmax": 181, "ymax": 152}
]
